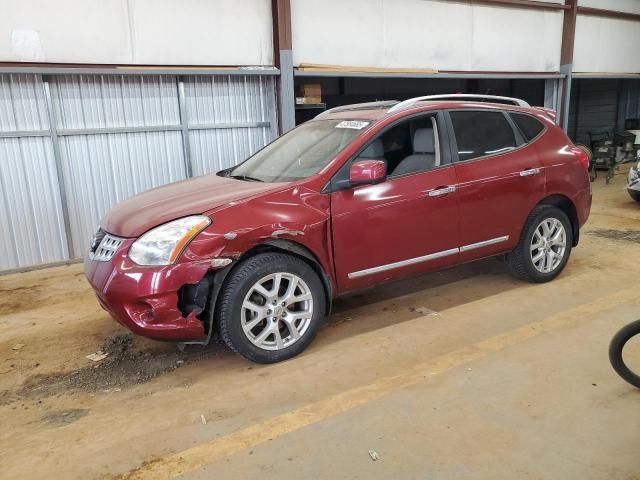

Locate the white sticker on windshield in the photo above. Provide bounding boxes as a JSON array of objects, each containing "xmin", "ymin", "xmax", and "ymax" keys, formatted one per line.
[{"xmin": 335, "ymin": 120, "xmax": 370, "ymax": 130}]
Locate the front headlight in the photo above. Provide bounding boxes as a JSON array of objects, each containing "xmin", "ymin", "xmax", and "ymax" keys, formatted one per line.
[{"xmin": 129, "ymin": 215, "xmax": 211, "ymax": 266}]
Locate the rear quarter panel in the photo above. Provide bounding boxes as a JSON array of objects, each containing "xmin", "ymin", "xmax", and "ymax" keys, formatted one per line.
[{"xmin": 537, "ymin": 125, "xmax": 592, "ymax": 226}]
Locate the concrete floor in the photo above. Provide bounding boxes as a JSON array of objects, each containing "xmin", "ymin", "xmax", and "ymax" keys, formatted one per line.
[{"xmin": 1, "ymin": 171, "xmax": 640, "ymax": 479}]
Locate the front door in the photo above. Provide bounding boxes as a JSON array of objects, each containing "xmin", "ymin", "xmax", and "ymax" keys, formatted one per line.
[{"xmin": 330, "ymin": 112, "xmax": 460, "ymax": 293}]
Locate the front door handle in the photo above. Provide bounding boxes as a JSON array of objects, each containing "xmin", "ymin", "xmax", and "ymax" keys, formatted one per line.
[
  {"xmin": 428, "ymin": 185, "xmax": 456, "ymax": 197},
  {"xmin": 520, "ymin": 167, "xmax": 541, "ymax": 177}
]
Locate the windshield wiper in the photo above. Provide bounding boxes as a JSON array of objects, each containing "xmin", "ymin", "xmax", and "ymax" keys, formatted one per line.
[{"xmin": 228, "ymin": 174, "xmax": 264, "ymax": 182}]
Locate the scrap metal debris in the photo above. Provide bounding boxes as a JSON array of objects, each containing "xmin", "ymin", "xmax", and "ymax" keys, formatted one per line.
[
  {"xmin": 12, "ymin": 343, "xmax": 25, "ymax": 351},
  {"xmin": 415, "ymin": 307, "xmax": 440, "ymax": 316},
  {"xmin": 368, "ymin": 449, "xmax": 381, "ymax": 461},
  {"xmin": 201, "ymin": 414, "xmax": 207, "ymax": 425}
]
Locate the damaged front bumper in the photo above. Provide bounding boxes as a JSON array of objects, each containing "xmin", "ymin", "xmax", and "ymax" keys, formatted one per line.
[{"xmin": 84, "ymin": 240, "xmax": 220, "ymax": 342}]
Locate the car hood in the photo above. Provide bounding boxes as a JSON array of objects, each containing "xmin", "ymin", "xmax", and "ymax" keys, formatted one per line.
[{"xmin": 101, "ymin": 174, "xmax": 285, "ymax": 238}]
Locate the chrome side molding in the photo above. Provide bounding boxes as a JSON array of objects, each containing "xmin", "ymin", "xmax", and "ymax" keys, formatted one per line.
[
  {"xmin": 348, "ymin": 248, "xmax": 459, "ymax": 279},
  {"xmin": 347, "ymin": 236, "xmax": 510, "ymax": 279},
  {"xmin": 459, "ymin": 235, "xmax": 510, "ymax": 253}
]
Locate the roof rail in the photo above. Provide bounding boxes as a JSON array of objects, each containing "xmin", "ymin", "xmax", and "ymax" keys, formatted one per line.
[
  {"xmin": 387, "ymin": 94, "xmax": 530, "ymax": 113},
  {"xmin": 316, "ymin": 100, "xmax": 399, "ymax": 119}
]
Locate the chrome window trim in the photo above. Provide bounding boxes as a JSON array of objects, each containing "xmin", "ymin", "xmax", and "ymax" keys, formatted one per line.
[{"xmin": 347, "ymin": 235, "xmax": 510, "ymax": 279}]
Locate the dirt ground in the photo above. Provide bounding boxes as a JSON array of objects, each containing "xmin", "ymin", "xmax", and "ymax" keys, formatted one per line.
[{"xmin": 1, "ymin": 170, "xmax": 640, "ymax": 480}]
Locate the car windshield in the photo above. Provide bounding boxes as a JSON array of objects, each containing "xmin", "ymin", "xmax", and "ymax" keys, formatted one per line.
[{"xmin": 226, "ymin": 120, "xmax": 368, "ymax": 182}]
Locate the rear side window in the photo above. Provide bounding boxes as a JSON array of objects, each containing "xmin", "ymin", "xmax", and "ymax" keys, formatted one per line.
[
  {"xmin": 510, "ymin": 113, "xmax": 545, "ymax": 142},
  {"xmin": 449, "ymin": 111, "xmax": 516, "ymax": 162}
]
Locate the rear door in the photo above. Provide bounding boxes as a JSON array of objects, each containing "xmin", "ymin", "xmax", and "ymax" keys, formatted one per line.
[{"xmin": 446, "ymin": 109, "xmax": 546, "ymax": 262}]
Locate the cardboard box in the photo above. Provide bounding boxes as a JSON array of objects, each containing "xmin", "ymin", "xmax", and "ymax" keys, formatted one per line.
[{"xmin": 298, "ymin": 83, "xmax": 322, "ymax": 104}]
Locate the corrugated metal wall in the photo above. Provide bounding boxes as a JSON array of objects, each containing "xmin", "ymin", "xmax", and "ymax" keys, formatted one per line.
[
  {"xmin": 0, "ymin": 72, "xmax": 278, "ymax": 272},
  {"xmin": 185, "ymin": 75, "xmax": 277, "ymax": 176},
  {"xmin": 568, "ymin": 79, "xmax": 619, "ymax": 145},
  {"xmin": 618, "ymin": 79, "xmax": 640, "ymax": 124},
  {"xmin": 51, "ymin": 75, "xmax": 188, "ymax": 256},
  {"xmin": 0, "ymin": 75, "xmax": 69, "ymax": 270}
]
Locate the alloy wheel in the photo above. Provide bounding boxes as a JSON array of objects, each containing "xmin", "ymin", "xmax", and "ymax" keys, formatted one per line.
[
  {"xmin": 240, "ymin": 272, "xmax": 313, "ymax": 351},
  {"xmin": 530, "ymin": 218, "xmax": 567, "ymax": 273}
]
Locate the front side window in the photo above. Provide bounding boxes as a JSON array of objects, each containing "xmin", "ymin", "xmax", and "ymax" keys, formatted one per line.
[
  {"xmin": 449, "ymin": 110, "xmax": 517, "ymax": 162},
  {"xmin": 354, "ymin": 114, "xmax": 441, "ymax": 178},
  {"xmin": 226, "ymin": 120, "xmax": 365, "ymax": 182}
]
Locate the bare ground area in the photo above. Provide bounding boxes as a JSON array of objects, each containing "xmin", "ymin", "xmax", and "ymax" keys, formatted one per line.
[{"xmin": 1, "ymin": 172, "xmax": 640, "ymax": 479}]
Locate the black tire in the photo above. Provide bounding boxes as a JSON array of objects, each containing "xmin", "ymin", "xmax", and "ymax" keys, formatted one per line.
[
  {"xmin": 609, "ymin": 320, "xmax": 640, "ymax": 389},
  {"xmin": 217, "ymin": 252, "xmax": 325, "ymax": 363},
  {"xmin": 627, "ymin": 189, "xmax": 640, "ymax": 203},
  {"xmin": 507, "ymin": 205, "xmax": 573, "ymax": 283}
]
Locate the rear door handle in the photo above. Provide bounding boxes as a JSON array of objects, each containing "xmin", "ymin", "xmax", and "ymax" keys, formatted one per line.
[
  {"xmin": 519, "ymin": 168, "xmax": 541, "ymax": 177},
  {"xmin": 428, "ymin": 185, "xmax": 456, "ymax": 197}
]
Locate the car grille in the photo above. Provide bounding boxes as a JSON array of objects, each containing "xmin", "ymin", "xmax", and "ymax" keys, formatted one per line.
[{"xmin": 89, "ymin": 229, "xmax": 124, "ymax": 262}]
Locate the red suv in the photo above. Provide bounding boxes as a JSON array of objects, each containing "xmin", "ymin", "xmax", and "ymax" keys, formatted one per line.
[{"xmin": 85, "ymin": 94, "xmax": 591, "ymax": 363}]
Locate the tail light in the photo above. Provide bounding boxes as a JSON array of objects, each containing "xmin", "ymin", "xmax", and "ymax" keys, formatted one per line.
[{"xmin": 572, "ymin": 146, "xmax": 590, "ymax": 170}]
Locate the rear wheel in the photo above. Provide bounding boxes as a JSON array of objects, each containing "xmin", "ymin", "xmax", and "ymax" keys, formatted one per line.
[
  {"xmin": 507, "ymin": 205, "xmax": 573, "ymax": 283},
  {"xmin": 217, "ymin": 252, "xmax": 325, "ymax": 363}
]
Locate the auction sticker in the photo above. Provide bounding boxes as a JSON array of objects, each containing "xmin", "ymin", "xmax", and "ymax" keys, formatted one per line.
[{"xmin": 335, "ymin": 120, "xmax": 370, "ymax": 130}]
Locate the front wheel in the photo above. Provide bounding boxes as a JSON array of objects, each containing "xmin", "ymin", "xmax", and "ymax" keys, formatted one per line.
[
  {"xmin": 217, "ymin": 252, "xmax": 325, "ymax": 363},
  {"xmin": 609, "ymin": 320, "xmax": 640, "ymax": 389},
  {"xmin": 507, "ymin": 205, "xmax": 573, "ymax": 283}
]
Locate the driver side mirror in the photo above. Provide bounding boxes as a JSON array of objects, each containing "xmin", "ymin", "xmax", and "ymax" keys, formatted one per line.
[{"xmin": 349, "ymin": 159, "xmax": 386, "ymax": 187}]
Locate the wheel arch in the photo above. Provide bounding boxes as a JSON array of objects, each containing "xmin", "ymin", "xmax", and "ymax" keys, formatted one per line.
[
  {"xmin": 230, "ymin": 239, "xmax": 333, "ymax": 317},
  {"xmin": 536, "ymin": 194, "xmax": 580, "ymax": 247}
]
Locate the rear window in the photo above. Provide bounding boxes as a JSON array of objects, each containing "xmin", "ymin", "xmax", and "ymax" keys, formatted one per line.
[
  {"xmin": 449, "ymin": 110, "xmax": 517, "ymax": 162},
  {"xmin": 511, "ymin": 113, "xmax": 545, "ymax": 142}
]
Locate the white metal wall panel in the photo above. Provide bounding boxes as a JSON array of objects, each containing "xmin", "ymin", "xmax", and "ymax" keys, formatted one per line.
[
  {"xmin": 50, "ymin": 75, "xmax": 187, "ymax": 255},
  {"xmin": 128, "ymin": 0, "xmax": 274, "ymax": 65},
  {"xmin": 291, "ymin": 0, "xmax": 563, "ymax": 72},
  {"xmin": 578, "ymin": 0, "xmax": 640, "ymax": 15},
  {"xmin": 184, "ymin": 75, "xmax": 278, "ymax": 176},
  {"xmin": 574, "ymin": 15, "xmax": 640, "ymax": 73},
  {"xmin": 0, "ymin": 0, "xmax": 274, "ymax": 66},
  {"xmin": 0, "ymin": 75, "xmax": 68, "ymax": 270}
]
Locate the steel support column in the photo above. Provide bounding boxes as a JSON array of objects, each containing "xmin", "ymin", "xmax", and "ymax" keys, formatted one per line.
[
  {"xmin": 272, "ymin": 0, "xmax": 295, "ymax": 133},
  {"xmin": 559, "ymin": 0, "xmax": 578, "ymax": 131},
  {"xmin": 177, "ymin": 79, "xmax": 194, "ymax": 178},
  {"xmin": 544, "ymin": 78, "xmax": 561, "ymax": 124},
  {"xmin": 42, "ymin": 79, "xmax": 75, "ymax": 259}
]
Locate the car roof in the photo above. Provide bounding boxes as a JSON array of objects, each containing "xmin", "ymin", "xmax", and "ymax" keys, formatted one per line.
[{"xmin": 315, "ymin": 99, "xmax": 551, "ymax": 123}]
